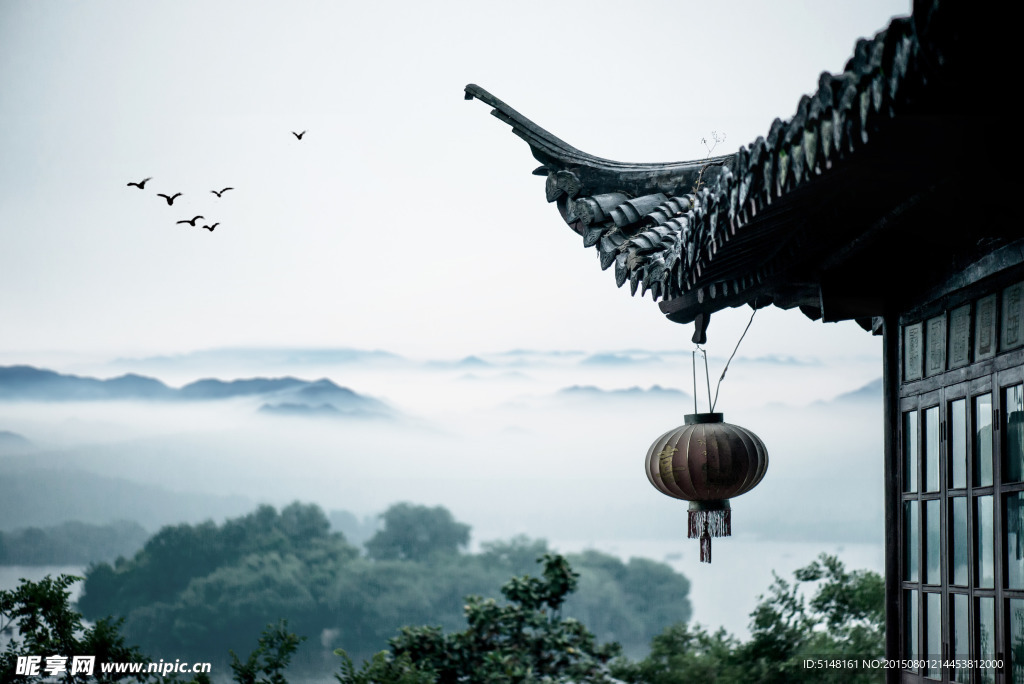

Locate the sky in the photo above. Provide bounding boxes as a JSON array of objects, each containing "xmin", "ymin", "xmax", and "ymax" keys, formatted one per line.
[
  {"xmin": 0, "ymin": 0, "xmax": 909, "ymax": 364},
  {"xmin": 0, "ymin": 1, "xmax": 915, "ymax": 640}
]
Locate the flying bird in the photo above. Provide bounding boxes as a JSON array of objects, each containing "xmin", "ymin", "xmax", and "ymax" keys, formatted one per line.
[
  {"xmin": 176, "ymin": 216, "xmax": 204, "ymax": 226},
  {"xmin": 291, "ymin": 130, "xmax": 306, "ymax": 140},
  {"xmin": 202, "ymin": 223, "xmax": 219, "ymax": 232},
  {"xmin": 157, "ymin": 192, "xmax": 182, "ymax": 205},
  {"xmin": 210, "ymin": 187, "xmax": 234, "ymax": 198},
  {"xmin": 127, "ymin": 177, "xmax": 152, "ymax": 189}
]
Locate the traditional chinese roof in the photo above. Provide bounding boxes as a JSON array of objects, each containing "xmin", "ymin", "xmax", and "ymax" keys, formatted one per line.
[{"xmin": 466, "ymin": 0, "xmax": 1012, "ymax": 341}]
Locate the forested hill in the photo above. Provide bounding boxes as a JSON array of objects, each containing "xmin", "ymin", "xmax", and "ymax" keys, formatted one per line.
[
  {"xmin": 77, "ymin": 502, "xmax": 692, "ymax": 672},
  {"xmin": 0, "ymin": 520, "xmax": 149, "ymax": 565}
]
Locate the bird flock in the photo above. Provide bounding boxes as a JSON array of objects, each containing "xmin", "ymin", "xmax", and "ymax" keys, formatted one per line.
[{"xmin": 126, "ymin": 130, "xmax": 307, "ymax": 234}]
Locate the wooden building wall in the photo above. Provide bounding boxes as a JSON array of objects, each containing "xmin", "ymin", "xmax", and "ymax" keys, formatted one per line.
[{"xmin": 889, "ymin": 249, "xmax": 1024, "ymax": 683}]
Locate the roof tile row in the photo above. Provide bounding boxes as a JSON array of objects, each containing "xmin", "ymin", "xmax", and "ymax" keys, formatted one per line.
[{"xmin": 467, "ymin": 2, "xmax": 942, "ymax": 318}]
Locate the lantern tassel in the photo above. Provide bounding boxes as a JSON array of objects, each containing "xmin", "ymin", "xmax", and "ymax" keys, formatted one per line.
[
  {"xmin": 687, "ymin": 508, "xmax": 731, "ymax": 539},
  {"xmin": 700, "ymin": 529, "xmax": 712, "ymax": 563}
]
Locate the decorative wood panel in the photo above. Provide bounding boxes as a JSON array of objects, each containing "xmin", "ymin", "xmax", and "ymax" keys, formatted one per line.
[
  {"xmin": 905, "ymin": 323, "xmax": 923, "ymax": 382},
  {"xmin": 1002, "ymin": 282, "xmax": 1024, "ymax": 351},
  {"xmin": 925, "ymin": 315, "xmax": 945, "ymax": 377},
  {"xmin": 948, "ymin": 305, "xmax": 971, "ymax": 369},
  {"xmin": 976, "ymin": 295, "xmax": 997, "ymax": 360}
]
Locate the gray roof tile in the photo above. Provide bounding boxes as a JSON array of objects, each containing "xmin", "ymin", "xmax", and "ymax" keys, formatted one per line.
[{"xmin": 466, "ymin": 0, "xmax": 993, "ymax": 328}]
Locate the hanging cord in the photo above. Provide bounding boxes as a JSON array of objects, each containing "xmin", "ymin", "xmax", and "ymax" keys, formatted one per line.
[
  {"xmin": 710, "ymin": 309, "xmax": 757, "ymax": 412},
  {"xmin": 702, "ymin": 348, "xmax": 712, "ymax": 410},
  {"xmin": 691, "ymin": 347, "xmax": 713, "ymax": 413},
  {"xmin": 691, "ymin": 351, "xmax": 698, "ymax": 414}
]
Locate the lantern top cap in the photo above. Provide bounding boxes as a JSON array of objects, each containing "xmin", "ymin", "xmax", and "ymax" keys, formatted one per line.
[
  {"xmin": 688, "ymin": 499, "xmax": 731, "ymax": 511},
  {"xmin": 684, "ymin": 412, "xmax": 723, "ymax": 424}
]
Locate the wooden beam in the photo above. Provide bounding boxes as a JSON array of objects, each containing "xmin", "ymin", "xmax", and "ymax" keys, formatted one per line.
[{"xmin": 882, "ymin": 316, "xmax": 901, "ymax": 684}]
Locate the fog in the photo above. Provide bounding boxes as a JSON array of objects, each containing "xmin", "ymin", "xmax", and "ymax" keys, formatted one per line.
[
  {"xmin": 1, "ymin": 344, "xmax": 883, "ymax": 637},
  {"xmin": 1, "ymin": 0, "xmax": 907, "ymax": 656}
]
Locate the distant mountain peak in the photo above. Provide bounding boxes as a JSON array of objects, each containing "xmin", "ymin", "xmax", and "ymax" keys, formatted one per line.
[
  {"xmin": 0, "ymin": 365, "xmax": 388, "ymax": 416},
  {"xmin": 178, "ymin": 376, "xmax": 306, "ymax": 399},
  {"xmin": 111, "ymin": 347, "xmax": 406, "ymax": 368},
  {"xmin": 0, "ymin": 429, "xmax": 32, "ymax": 449},
  {"xmin": 831, "ymin": 378, "xmax": 883, "ymax": 403},
  {"xmin": 579, "ymin": 352, "xmax": 663, "ymax": 366},
  {"xmin": 557, "ymin": 384, "xmax": 688, "ymax": 398},
  {"xmin": 0, "ymin": 365, "xmax": 174, "ymax": 401}
]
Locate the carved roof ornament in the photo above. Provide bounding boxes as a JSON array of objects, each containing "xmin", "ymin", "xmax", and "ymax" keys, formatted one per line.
[
  {"xmin": 466, "ymin": 0, "xmax": 1000, "ymax": 341},
  {"xmin": 465, "ymin": 83, "xmax": 732, "ymax": 314}
]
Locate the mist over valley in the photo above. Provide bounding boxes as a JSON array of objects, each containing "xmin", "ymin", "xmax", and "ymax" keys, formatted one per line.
[{"xmin": 0, "ymin": 346, "xmax": 883, "ymax": 639}]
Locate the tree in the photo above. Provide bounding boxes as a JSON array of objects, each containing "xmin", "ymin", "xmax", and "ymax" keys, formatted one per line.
[
  {"xmin": 74, "ymin": 503, "xmax": 690, "ymax": 676},
  {"xmin": 335, "ymin": 651, "xmax": 436, "ymax": 684},
  {"xmin": 478, "ymin": 536, "xmax": 551, "ymax": 574},
  {"xmin": 0, "ymin": 574, "xmax": 153, "ymax": 683},
  {"xmin": 79, "ymin": 503, "xmax": 351, "ymax": 625},
  {"xmin": 564, "ymin": 552, "xmax": 691, "ymax": 658},
  {"xmin": 1, "ymin": 573, "xmax": 283, "ymax": 684},
  {"xmin": 612, "ymin": 623, "xmax": 741, "ymax": 684},
  {"xmin": 612, "ymin": 553, "xmax": 884, "ymax": 684},
  {"xmin": 336, "ymin": 553, "xmax": 622, "ymax": 684},
  {"xmin": 229, "ymin": 620, "xmax": 305, "ymax": 684},
  {"xmin": 364, "ymin": 503, "xmax": 470, "ymax": 562}
]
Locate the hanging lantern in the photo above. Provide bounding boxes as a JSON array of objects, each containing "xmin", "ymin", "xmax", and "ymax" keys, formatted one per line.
[{"xmin": 646, "ymin": 412, "xmax": 768, "ymax": 563}]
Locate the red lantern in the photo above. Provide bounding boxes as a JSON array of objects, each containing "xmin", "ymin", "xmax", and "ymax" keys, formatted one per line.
[{"xmin": 645, "ymin": 412, "xmax": 768, "ymax": 563}]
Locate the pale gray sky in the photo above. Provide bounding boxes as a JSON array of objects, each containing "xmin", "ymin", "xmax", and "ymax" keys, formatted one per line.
[{"xmin": 0, "ymin": 0, "xmax": 908, "ymax": 361}]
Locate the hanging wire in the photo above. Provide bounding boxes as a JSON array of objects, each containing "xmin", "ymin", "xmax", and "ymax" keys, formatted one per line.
[
  {"xmin": 690, "ymin": 346, "xmax": 713, "ymax": 413},
  {"xmin": 703, "ymin": 348, "xmax": 712, "ymax": 410},
  {"xmin": 691, "ymin": 351, "xmax": 698, "ymax": 414},
  {"xmin": 710, "ymin": 309, "xmax": 757, "ymax": 412}
]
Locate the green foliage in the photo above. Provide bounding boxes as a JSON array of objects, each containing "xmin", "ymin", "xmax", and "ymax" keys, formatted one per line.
[
  {"xmin": 0, "ymin": 573, "xmax": 151, "ymax": 682},
  {"xmin": 229, "ymin": 620, "xmax": 305, "ymax": 684},
  {"xmin": 563, "ymin": 552, "xmax": 690, "ymax": 658},
  {"xmin": 477, "ymin": 536, "xmax": 550, "ymax": 573},
  {"xmin": 79, "ymin": 502, "xmax": 354, "ymax": 646},
  {"xmin": 334, "ymin": 650, "xmax": 437, "ymax": 684},
  {"xmin": 79, "ymin": 502, "xmax": 691, "ymax": 675},
  {"xmin": 336, "ymin": 553, "xmax": 621, "ymax": 684},
  {"xmin": 796, "ymin": 554, "xmax": 884, "ymax": 641},
  {"xmin": 0, "ymin": 521, "xmax": 150, "ymax": 566},
  {"xmin": 612, "ymin": 553, "xmax": 885, "ymax": 684},
  {"xmin": 5, "ymin": 525, "xmax": 883, "ymax": 684},
  {"xmin": 2, "ymin": 573, "xmax": 243, "ymax": 684},
  {"xmin": 612, "ymin": 623, "xmax": 742, "ymax": 684},
  {"xmin": 472, "ymin": 538, "xmax": 692, "ymax": 659},
  {"xmin": 364, "ymin": 503, "xmax": 470, "ymax": 562}
]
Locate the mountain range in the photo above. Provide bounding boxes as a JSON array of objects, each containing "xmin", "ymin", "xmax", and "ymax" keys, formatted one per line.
[
  {"xmin": 557, "ymin": 384, "xmax": 688, "ymax": 398},
  {"xmin": 0, "ymin": 365, "xmax": 391, "ymax": 417},
  {"xmin": 111, "ymin": 347, "xmax": 404, "ymax": 368}
]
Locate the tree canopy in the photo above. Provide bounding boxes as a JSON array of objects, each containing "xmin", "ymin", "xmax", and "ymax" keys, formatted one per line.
[
  {"xmin": 611, "ymin": 553, "xmax": 885, "ymax": 684},
  {"xmin": 336, "ymin": 553, "xmax": 621, "ymax": 683},
  {"xmin": 1, "ymin": 574, "xmax": 153, "ymax": 683},
  {"xmin": 5, "ymin": 544, "xmax": 883, "ymax": 684},
  {"xmin": 77, "ymin": 503, "xmax": 690, "ymax": 670},
  {"xmin": 0, "ymin": 521, "xmax": 149, "ymax": 566},
  {"xmin": 364, "ymin": 503, "xmax": 470, "ymax": 562}
]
